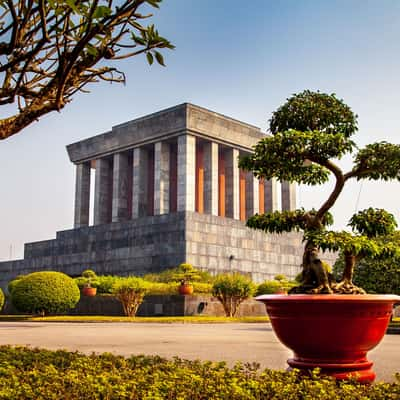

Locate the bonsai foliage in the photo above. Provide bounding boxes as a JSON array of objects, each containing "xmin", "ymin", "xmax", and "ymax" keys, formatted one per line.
[
  {"xmin": 212, "ymin": 273, "xmax": 255, "ymax": 317},
  {"xmin": 81, "ymin": 268, "xmax": 98, "ymax": 288},
  {"xmin": 333, "ymin": 232, "xmax": 400, "ymax": 295},
  {"xmin": 171, "ymin": 263, "xmax": 202, "ymax": 285},
  {"xmin": 10, "ymin": 271, "xmax": 80, "ymax": 315},
  {"xmin": 239, "ymin": 90, "xmax": 400, "ymax": 294},
  {"xmin": 144, "ymin": 263, "xmax": 213, "ymax": 284},
  {"xmin": 112, "ymin": 276, "xmax": 149, "ymax": 317},
  {"xmin": 0, "ymin": 0, "xmax": 174, "ymax": 140}
]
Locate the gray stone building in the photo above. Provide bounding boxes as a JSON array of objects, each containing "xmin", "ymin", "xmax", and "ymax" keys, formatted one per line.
[{"xmin": 0, "ymin": 103, "xmax": 304, "ymax": 289}]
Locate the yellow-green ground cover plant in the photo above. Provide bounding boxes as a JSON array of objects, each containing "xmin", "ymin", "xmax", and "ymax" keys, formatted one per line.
[{"xmin": 0, "ymin": 346, "xmax": 398, "ymax": 399}]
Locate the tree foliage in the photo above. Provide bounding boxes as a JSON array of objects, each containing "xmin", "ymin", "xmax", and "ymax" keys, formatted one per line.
[
  {"xmin": 269, "ymin": 90, "xmax": 358, "ymax": 137},
  {"xmin": 211, "ymin": 273, "xmax": 255, "ymax": 317},
  {"xmin": 240, "ymin": 90, "xmax": 400, "ymax": 294},
  {"xmin": 112, "ymin": 276, "xmax": 148, "ymax": 317},
  {"xmin": 0, "ymin": 0, "xmax": 174, "ymax": 139},
  {"xmin": 333, "ymin": 242, "xmax": 400, "ymax": 296}
]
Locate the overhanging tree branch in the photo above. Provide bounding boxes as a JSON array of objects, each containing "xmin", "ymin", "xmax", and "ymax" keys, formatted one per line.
[{"xmin": 0, "ymin": 0, "xmax": 174, "ymax": 140}]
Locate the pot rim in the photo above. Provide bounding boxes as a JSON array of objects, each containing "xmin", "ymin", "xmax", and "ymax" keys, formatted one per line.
[{"xmin": 256, "ymin": 294, "xmax": 400, "ymax": 304}]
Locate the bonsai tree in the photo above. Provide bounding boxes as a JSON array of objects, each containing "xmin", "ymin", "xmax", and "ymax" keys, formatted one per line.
[
  {"xmin": 81, "ymin": 269, "xmax": 98, "ymax": 288},
  {"xmin": 239, "ymin": 90, "xmax": 400, "ymax": 294},
  {"xmin": 333, "ymin": 231, "xmax": 400, "ymax": 295},
  {"xmin": 171, "ymin": 263, "xmax": 202, "ymax": 285}
]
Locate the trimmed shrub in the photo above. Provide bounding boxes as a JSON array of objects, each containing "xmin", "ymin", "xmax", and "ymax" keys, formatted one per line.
[
  {"xmin": 7, "ymin": 275, "xmax": 25, "ymax": 295},
  {"xmin": 96, "ymin": 275, "xmax": 119, "ymax": 294},
  {"xmin": 256, "ymin": 275, "xmax": 297, "ymax": 295},
  {"xmin": 192, "ymin": 282, "xmax": 212, "ymax": 294},
  {"xmin": 144, "ymin": 264, "xmax": 214, "ymax": 284},
  {"xmin": 0, "ymin": 288, "xmax": 4, "ymax": 311},
  {"xmin": 0, "ymin": 347, "xmax": 399, "ymax": 399},
  {"xmin": 10, "ymin": 271, "xmax": 80, "ymax": 315},
  {"xmin": 146, "ymin": 281, "xmax": 213, "ymax": 295},
  {"xmin": 112, "ymin": 277, "xmax": 149, "ymax": 317},
  {"xmin": 146, "ymin": 282, "xmax": 176, "ymax": 295},
  {"xmin": 256, "ymin": 280, "xmax": 285, "ymax": 295},
  {"xmin": 212, "ymin": 273, "xmax": 255, "ymax": 317}
]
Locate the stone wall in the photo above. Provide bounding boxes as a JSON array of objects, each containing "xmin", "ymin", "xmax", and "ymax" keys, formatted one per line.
[
  {"xmin": 0, "ymin": 211, "xmax": 329, "ymax": 290},
  {"xmin": 3, "ymin": 294, "xmax": 267, "ymax": 317}
]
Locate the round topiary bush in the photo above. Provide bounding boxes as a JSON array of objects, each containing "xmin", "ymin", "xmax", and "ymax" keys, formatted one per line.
[
  {"xmin": 0, "ymin": 288, "xmax": 4, "ymax": 311},
  {"xmin": 11, "ymin": 271, "xmax": 80, "ymax": 315}
]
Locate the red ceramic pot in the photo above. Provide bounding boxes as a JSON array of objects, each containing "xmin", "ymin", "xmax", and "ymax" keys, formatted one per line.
[
  {"xmin": 178, "ymin": 283, "xmax": 194, "ymax": 295},
  {"xmin": 256, "ymin": 294, "xmax": 400, "ymax": 383},
  {"xmin": 82, "ymin": 287, "xmax": 97, "ymax": 297}
]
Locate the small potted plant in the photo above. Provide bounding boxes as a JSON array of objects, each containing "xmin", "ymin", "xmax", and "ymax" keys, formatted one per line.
[
  {"xmin": 239, "ymin": 90, "xmax": 400, "ymax": 382},
  {"xmin": 172, "ymin": 263, "xmax": 201, "ymax": 295},
  {"xmin": 81, "ymin": 269, "xmax": 97, "ymax": 297}
]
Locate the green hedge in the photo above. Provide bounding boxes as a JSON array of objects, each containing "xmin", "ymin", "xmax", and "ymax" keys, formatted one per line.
[
  {"xmin": 10, "ymin": 271, "xmax": 80, "ymax": 315},
  {"xmin": 0, "ymin": 289, "xmax": 4, "ymax": 311},
  {"xmin": 0, "ymin": 346, "xmax": 398, "ymax": 399}
]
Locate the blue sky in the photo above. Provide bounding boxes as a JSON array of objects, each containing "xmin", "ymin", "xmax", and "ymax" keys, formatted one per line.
[{"xmin": 1, "ymin": 0, "xmax": 400, "ymax": 260}]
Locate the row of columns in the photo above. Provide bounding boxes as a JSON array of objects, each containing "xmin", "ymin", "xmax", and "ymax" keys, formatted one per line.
[{"xmin": 73, "ymin": 135, "xmax": 296, "ymax": 228}]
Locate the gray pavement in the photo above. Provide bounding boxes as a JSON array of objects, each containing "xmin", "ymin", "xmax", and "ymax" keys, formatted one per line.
[{"xmin": 0, "ymin": 322, "xmax": 398, "ymax": 382}]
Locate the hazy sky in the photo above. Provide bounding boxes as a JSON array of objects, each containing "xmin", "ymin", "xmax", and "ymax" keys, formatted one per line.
[{"xmin": 1, "ymin": 0, "xmax": 400, "ymax": 261}]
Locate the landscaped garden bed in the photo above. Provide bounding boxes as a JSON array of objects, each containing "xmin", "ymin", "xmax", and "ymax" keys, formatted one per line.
[{"xmin": 0, "ymin": 346, "xmax": 398, "ymax": 399}]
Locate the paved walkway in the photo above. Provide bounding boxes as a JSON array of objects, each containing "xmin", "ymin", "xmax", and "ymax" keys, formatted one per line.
[{"xmin": 0, "ymin": 322, "xmax": 398, "ymax": 382}]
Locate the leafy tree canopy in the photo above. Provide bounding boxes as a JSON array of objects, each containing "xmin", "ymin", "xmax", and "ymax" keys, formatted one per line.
[
  {"xmin": 269, "ymin": 90, "xmax": 358, "ymax": 137},
  {"xmin": 0, "ymin": 0, "xmax": 173, "ymax": 140}
]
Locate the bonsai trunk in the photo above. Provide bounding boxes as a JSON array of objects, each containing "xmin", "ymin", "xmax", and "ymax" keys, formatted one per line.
[{"xmin": 334, "ymin": 252, "xmax": 366, "ymax": 294}]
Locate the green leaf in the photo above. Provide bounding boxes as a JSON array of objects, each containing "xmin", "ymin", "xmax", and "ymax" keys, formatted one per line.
[
  {"xmin": 146, "ymin": 52, "xmax": 154, "ymax": 65},
  {"xmin": 154, "ymin": 51, "xmax": 165, "ymax": 66},
  {"xmin": 85, "ymin": 44, "xmax": 98, "ymax": 57},
  {"xmin": 92, "ymin": 6, "xmax": 112, "ymax": 19}
]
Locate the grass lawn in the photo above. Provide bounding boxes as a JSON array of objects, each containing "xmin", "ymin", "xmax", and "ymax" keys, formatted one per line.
[{"xmin": 0, "ymin": 315, "xmax": 270, "ymax": 323}]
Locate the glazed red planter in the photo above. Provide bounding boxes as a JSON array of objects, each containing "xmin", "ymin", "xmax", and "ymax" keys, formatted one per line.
[
  {"xmin": 178, "ymin": 283, "xmax": 194, "ymax": 295},
  {"xmin": 82, "ymin": 287, "xmax": 97, "ymax": 297},
  {"xmin": 256, "ymin": 294, "xmax": 400, "ymax": 383}
]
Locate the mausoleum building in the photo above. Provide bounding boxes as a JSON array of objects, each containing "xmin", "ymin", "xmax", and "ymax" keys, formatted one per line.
[{"xmin": 0, "ymin": 104, "xmax": 304, "ymax": 289}]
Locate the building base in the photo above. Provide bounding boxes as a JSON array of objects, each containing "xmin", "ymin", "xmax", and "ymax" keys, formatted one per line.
[{"xmin": 0, "ymin": 211, "xmax": 314, "ymax": 290}]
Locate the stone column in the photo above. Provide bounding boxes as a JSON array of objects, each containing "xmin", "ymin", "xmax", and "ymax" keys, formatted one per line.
[
  {"xmin": 93, "ymin": 157, "xmax": 112, "ymax": 225},
  {"xmin": 225, "ymin": 148, "xmax": 239, "ymax": 219},
  {"xmin": 112, "ymin": 152, "xmax": 129, "ymax": 222},
  {"xmin": 132, "ymin": 147, "xmax": 148, "ymax": 218},
  {"xmin": 74, "ymin": 162, "xmax": 91, "ymax": 228},
  {"xmin": 281, "ymin": 181, "xmax": 296, "ymax": 211},
  {"xmin": 154, "ymin": 141, "xmax": 170, "ymax": 215},
  {"xmin": 264, "ymin": 178, "xmax": 278, "ymax": 212},
  {"xmin": 177, "ymin": 134, "xmax": 196, "ymax": 212},
  {"xmin": 245, "ymin": 172, "xmax": 259, "ymax": 218},
  {"xmin": 203, "ymin": 141, "xmax": 218, "ymax": 216}
]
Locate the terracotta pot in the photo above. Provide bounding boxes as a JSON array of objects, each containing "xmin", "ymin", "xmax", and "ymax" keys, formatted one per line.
[
  {"xmin": 178, "ymin": 283, "xmax": 194, "ymax": 295},
  {"xmin": 256, "ymin": 294, "xmax": 400, "ymax": 383},
  {"xmin": 82, "ymin": 287, "xmax": 97, "ymax": 297}
]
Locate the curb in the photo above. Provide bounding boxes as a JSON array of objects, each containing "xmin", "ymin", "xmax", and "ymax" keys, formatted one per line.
[{"xmin": 386, "ymin": 325, "xmax": 400, "ymax": 335}]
